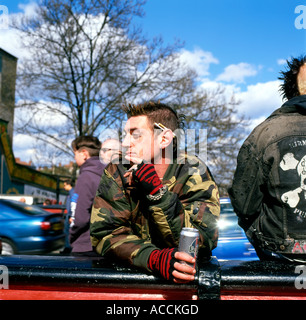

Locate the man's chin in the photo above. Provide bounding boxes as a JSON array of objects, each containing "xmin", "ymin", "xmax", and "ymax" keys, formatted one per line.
[
  {"xmin": 124, "ymin": 155, "xmax": 134, "ymax": 164},
  {"xmin": 124, "ymin": 155, "xmax": 143, "ymax": 165}
]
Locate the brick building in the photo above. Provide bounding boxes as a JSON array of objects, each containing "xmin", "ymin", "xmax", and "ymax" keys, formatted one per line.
[{"xmin": 0, "ymin": 48, "xmax": 66, "ymax": 203}]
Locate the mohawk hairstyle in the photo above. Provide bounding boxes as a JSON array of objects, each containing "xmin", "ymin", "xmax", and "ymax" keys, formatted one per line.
[
  {"xmin": 279, "ymin": 55, "xmax": 306, "ymax": 100},
  {"xmin": 122, "ymin": 101, "xmax": 184, "ymax": 132}
]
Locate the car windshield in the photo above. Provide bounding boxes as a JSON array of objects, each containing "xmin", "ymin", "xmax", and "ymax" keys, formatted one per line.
[
  {"xmin": 219, "ymin": 201, "xmax": 243, "ymax": 237},
  {"xmin": 220, "ymin": 202, "xmax": 234, "ymax": 214},
  {"xmin": 0, "ymin": 199, "xmax": 49, "ymax": 215}
]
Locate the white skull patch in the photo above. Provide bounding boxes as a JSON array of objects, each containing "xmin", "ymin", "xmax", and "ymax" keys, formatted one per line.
[{"xmin": 280, "ymin": 153, "xmax": 306, "ymax": 208}]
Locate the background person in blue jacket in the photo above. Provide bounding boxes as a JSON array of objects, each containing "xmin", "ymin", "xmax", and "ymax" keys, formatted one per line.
[{"xmin": 69, "ymin": 136, "xmax": 106, "ymax": 256}]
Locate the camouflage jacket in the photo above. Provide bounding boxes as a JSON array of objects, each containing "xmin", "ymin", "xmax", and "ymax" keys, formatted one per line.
[{"xmin": 90, "ymin": 155, "xmax": 220, "ymax": 271}]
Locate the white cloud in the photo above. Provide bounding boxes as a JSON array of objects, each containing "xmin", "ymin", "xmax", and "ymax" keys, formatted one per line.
[
  {"xmin": 179, "ymin": 48, "xmax": 219, "ymax": 78},
  {"xmin": 12, "ymin": 133, "xmax": 36, "ymax": 160},
  {"xmin": 235, "ymin": 80, "xmax": 283, "ymax": 119},
  {"xmin": 198, "ymin": 80, "xmax": 284, "ymax": 135},
  {"xmin": 18, "ymin": 1, "xmax": 39, "ymax": 17},
  {"xmin": 15, "ymin": 100, "xmax": 70, "ymax": 128},
  {"xmin": 199, "ymin": 80, "xmax": 238, "ymax": 97},
  {"xmin": 277, "ymin": 58, "xmax": 287, "ymax": 65},
  {"xmin": 216, "ymin": 62, "xmax": 258, "ymax": 83},
  {"xmin": 0, "ymin": 28, "xmax": 24, "ymax": 59},
  {"xmin": 0, "ymin": 2, "xmax": 39, "ymax": 59}
]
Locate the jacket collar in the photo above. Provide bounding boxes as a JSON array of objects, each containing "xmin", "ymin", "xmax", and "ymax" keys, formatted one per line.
[
  {"xmin": 79, "ymin": 156, "xmax": 104, "ymax": 174},
  {"xmin": 270, "ymin": 95, "xmax": 306, "ymax": 117}
]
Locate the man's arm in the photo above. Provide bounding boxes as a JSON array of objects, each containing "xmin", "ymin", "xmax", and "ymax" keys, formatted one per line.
[
  {"xmin": 228, "ymin": 139, "xmax": 264, "ymax": 230},
  {"xmin": 143, "ymin": 159, "xmax": 220, "ymax": 254},
  {"xmin": 90, "ymin": 163, "xmax": 157, "ymax": 267},
  {"xmin": 90, "ymin": 160, "xmax": 219, "ymax": 282}
]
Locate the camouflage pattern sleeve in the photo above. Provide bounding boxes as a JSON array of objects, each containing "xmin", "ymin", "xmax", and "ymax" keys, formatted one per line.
[
  {"xmin": 90, "ymin": 163, "xmax": 158, "ymax": 270},
  {"xmin": 148, "ymin": 155, "xmax": 220, "ymax": 255},
  {"xmin": 90, "ymin": 156, "xmax": 220, "ymax": 271}
]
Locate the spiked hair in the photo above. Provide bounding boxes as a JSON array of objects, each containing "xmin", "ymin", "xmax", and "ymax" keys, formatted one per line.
[
  {"xmin": 122, "ymin": 101, "xmax": 183, "ymax": 132},
  {"xmin": 279, "ymin": 55, "xmax": 306, "ymax": 100},
  {"xmin": 122, "ymin": 101, "xmax": 184, "ymax": 155}
]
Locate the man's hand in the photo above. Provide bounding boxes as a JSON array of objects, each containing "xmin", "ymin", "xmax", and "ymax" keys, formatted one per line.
[
  {"xmin": 123, "ymin": 156, "xmax": 142, "ymax": 186},
  {"xmin": 147, "ymin": 248, "xmax": 196, "ymax": 283},
  {"xmin": 133, "ymin": 162, "xmax": 163, "ymax": 195},
  {"xmin": 173, "ymin": 251, "xmax": 196, "ymax": 283},
  {"xmin": 124, "ymin": 162, "xmax": 164, "ymax": 198}
]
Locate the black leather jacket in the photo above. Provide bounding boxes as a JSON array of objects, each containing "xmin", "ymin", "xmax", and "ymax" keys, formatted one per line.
[{"xmin": 229, "ymin": 95, "xmax": 306, "ymax": 260}]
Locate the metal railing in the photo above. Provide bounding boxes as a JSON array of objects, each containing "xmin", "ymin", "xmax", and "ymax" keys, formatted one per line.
[{"xmin": 0, "ymin": 253, "xmax": 305, "ymax": 300}]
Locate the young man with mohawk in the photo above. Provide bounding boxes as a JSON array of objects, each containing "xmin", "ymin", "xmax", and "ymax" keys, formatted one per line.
[{"xmin": 90, "ymin": 102, "xmax": 220, "ymax": 283}]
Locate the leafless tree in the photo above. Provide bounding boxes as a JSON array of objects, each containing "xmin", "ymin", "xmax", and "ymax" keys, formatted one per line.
[
  {"xmin": 12, "ymin": 0, "xmax": 248, "ymax": 192},
  {"xmin": 175, "ymin": 86, "xmax": 248, "ymax": 195},
  {"xmin": 13, "ymin": 0, "xmax": 196, "ymax": 158}
]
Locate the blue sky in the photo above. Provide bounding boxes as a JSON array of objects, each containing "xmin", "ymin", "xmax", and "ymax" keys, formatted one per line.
[
  {"xmin": 143, "ymin": 1, "xmax": 306, "ymax": 84},
  {"xmin": 1, "ymin": 0, "xmax": 306, "ymax": 161},
  {"xmin": 2, "ymin": 1, "xmax": 305, "ymax": 99},
  {"xmin": 2, "ymin": 0, "xmax": 305, "ymax": 82}
]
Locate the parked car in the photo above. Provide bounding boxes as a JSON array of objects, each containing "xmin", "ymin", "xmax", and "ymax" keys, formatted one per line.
[
  {"xmin": 0, "ymin": 199, "xmax": 65, "ymax": 255},
  {"xmin": 37, "ymin": 204, "xmax": 67, "ymax": 216},
  {"xmin": 212, "ymin": 197, "xmax": 258, "ymax": 261}
]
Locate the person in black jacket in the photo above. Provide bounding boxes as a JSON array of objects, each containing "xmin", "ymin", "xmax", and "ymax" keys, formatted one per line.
[
  {"xmin": 229, "ymin": 56, "xmax": 306, "ymax": 262},
  {"xmin": 69, "ymin": 136, "xmax": 106, "ymax": 256}
]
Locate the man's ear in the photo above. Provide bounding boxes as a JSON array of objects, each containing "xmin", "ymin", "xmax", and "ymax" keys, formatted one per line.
[
  {"xmin": 81, "ymin": 148, "xmax": 90, "ymax": 160},
  {"xmin": 159, "ymin": 129, "xmax": 174, "ymax": 150}
]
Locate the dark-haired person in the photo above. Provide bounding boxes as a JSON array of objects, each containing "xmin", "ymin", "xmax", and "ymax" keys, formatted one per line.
[
  {"xmin": 90, "ymin": 102, "xmax": 220, "ymax": 282},
  {"xmin": 69, "ymin": 136, "xmax": 106, "ymax": 256},
  {"xmin": 229, "ymin": 56, "xmax": 306, "ymax": 262}
]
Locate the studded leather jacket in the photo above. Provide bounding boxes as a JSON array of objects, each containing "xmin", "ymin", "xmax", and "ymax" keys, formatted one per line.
[{"xmin": 229, "ymin": 95, "xmax": 306, "ymax": 260}]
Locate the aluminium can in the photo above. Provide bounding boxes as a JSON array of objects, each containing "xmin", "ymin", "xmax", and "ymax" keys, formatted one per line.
[{"xmin": 178, "ymin": 227, "xmax": 199, "ymax": 267}]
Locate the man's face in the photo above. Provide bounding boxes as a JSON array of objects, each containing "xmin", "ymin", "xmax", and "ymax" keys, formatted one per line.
[
  {"xmin": 298, "ymin": 64, "xmax": 306, "ymax": 95},
  {"xmin": 122, "ymin": 115, "xmax": 160, "ymax": 164},
  {"xmin": 63, "ymin": 182, "xmax": 71, "ymax": 191},
  {"xmin": 100, "ymin": 139, "xmax": 122, "ymax": 164},
  {"xmin": 74, "ymin": 149, "xmax": 86, "ymax": 167}
]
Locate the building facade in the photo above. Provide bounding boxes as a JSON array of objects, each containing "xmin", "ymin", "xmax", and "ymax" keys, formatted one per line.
[
  {"xmin": 0, "ymin": 48, "xmax": 65, "ymax": 203},
  {"xmin": 0, "ymin": 48, "xmax": 17, "ymax": 145}
]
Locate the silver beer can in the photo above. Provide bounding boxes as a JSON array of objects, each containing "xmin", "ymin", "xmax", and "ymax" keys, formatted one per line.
[{"xmin": 178, "ymin": 227, "xmax": 199, "ymax": 267}]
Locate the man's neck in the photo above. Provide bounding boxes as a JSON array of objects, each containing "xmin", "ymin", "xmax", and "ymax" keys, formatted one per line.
[{"xmin": 154, "ymin": 163, "xmax": 170, "ymax": 179}]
